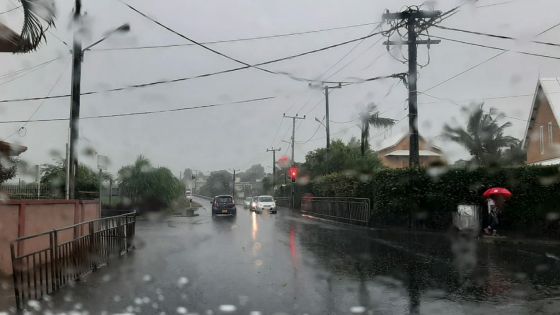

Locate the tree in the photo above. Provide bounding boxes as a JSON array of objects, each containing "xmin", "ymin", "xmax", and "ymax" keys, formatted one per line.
[
  {"xmin": 303, "ymin": 138, "xmax": 382, "ymax": 178},
  {"xmin": 442, "ymin": 105, "xmax": 519, "ymax": 167},
  {"xmin": 118, "ymin": 156, "xmax": 184, "ymax": 210},
  {"xmin": 0, "ymin": 157, "xmax": 17, "ymax": 184},
  {"xmin": 240, "ymin": 164, "xmax": 265, "ymax": 182},
  {"xmin": 359, "ymin": 103, "xmax": 395, "ymax": 156},
  {"xmin": 41, "ymin": 161, "xmax": 99, "ymax": 198},
  {"xmin": 14, "ymin": 0, "xmax": 56, "ymax": 52},
  {"xmin": 198, "ymin": 170, "xmax": 232, "ymax": 197},
  {"xmin": 502, "ymin": 140, "xmax": 526, "ymax": 166}
]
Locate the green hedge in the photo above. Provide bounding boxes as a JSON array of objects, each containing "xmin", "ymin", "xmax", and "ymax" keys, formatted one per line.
[{"xmin": 292, "ymin": 166, "xmax": 560, "ymax": 236}]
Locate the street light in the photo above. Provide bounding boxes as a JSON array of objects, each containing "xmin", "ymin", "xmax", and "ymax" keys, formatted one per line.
[
  {"xmin": 315, "ymin": 117, "xmax": 326, "ymax": 129},
  {"xmin": 82, "ymin": 23, "xmax": 131, "ymax": 51},
  {"xmin": 67, "ymin": 21, "xmax": 131, "ymax": 199}
]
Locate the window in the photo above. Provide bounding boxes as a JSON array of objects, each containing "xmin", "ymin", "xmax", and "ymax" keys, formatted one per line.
[
  {"xmin": 548, "ymin": 122, "xmax": 553, "ymax": 145},
  {"xmin": 540, "ymin": 125, "xmax": 545, "ymax": 154}
]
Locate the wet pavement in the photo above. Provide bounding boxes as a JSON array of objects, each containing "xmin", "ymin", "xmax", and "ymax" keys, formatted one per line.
[{"xmin": 8, "ymin": 196, "xmax": 560, "ymax": 314}]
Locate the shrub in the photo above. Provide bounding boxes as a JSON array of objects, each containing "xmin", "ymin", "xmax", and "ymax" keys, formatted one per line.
[{"xmin": 302, "ymin": 166, "xmax": 560, "ymax": 236}]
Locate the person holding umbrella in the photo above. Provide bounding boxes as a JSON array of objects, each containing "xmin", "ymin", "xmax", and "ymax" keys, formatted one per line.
[{"xmin": 482, "ymin": 187, "xmax": 512, "ymax": 236}]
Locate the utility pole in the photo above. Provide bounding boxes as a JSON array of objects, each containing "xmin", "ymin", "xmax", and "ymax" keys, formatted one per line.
[
  {"xmin": 323, "ymin": 83, "xmax": 342, "ymax": 150},
  {"xmin": 283, "ymin": 113, "xmax": 305, "ymax": 209},
  {"xmin": 383, "ymin": 8, "xmax": 441, "ymax": 168},
  {"xmin": 283, "ymin": 113, "xmax": 306, "ymax": 164},
  {"xmin": 266, "ymin": 147, "xmax": 281, "ymax": 194},
  {"xmin": 68, "ymin": 0, "xmax": 83, "ymax": 199}
]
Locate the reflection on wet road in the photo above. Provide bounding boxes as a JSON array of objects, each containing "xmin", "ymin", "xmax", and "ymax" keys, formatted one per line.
[{"xmin": 38, "ymin": 196, "xmax": 560, "ymax": 314}]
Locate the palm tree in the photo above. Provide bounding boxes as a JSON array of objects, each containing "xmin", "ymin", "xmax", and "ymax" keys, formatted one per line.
[
  {"xmin": 442, "ymin": 105, "xmax": 519, "ymax": 166},
  {"xmin": 359, "ymin": 103, "xmax": 395, "ymax": 156},
  {"xmin": 1, "ymin": 1, "xmax": 56, "ymax": 53}
]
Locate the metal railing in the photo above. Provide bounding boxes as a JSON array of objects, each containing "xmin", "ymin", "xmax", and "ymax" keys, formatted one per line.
[
  {"xmin": 10, "ymin": 212, "xmax": 136, "ymax": 310},
  {"xmin": 300, "ymin": 197, "xmax": 371, "ymax": 225},
  {"xmin": 0, "ymin": 184, "xmax": 53, "ymax": 199}
]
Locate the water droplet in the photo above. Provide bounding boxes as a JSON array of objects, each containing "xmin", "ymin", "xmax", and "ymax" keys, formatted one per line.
[
  {"xmin": 255, "ymin": 259, "xmax": 263, "ymax": 267},
  {"xmin": 27, "ymin": 300, "xmax": 41, "ymax": 311},
  {"xmin": 143, "ymin": 274, "xmax": 153, "ymax": 282},
  {"xmin": 176, "ymin": 306, "xmax": 188, "ymax": 314},
  {"xmin": 350, "ymin": 306, "xmax": 366, "ymax": 313},
  {"xmin": 113, "ymin": 295, "xmax": 121, "ymax": 303},
  {"xmin": 177, "ymin": 277, "xmax": 189, "ymax": 288},
  {"xmin": 219, "ymin": 305, "xmax": 237, "ymax": 312},
  {"xmin": 547, "ymin": 212, "xmax": 560, "ymax": 221}
]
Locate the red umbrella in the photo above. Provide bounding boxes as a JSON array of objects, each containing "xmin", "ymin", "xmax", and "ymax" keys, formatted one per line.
[{"xmin": 483, "ymin": 187, "xmax": 512, "ymax": 200}]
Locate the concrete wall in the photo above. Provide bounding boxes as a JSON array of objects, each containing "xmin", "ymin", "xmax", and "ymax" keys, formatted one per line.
[
  {"xmin": 527, "ymin": 88, "xmax": 560, "ymax": 164},
  {"xmin": 0, "ymin": 200, "xmax": 99, "ymax": 275}
]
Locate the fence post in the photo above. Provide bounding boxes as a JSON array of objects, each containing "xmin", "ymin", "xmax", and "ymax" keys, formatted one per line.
[
  {"xmin": 89, "ymin": 221, "xmax": 97, "ymax": 271},
  {"xmin": 10, "ymin": 243, "xmax": 21, "ymax": 310},
  {"xmin": 51, "ymin": 230, "xmax": 59, "ymax": 291}
]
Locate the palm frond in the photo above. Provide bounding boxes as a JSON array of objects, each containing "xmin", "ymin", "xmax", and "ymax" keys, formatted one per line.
[{"xmin": 16, "ymin": 0, "xmax": 56, "ymax": 53}]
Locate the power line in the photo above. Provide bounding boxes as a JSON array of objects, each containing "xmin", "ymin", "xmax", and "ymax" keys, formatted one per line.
[
  {"xmin": 90, "ymin": 21, "xmax": 382, "ymax": 52},
  {"xmin": 120, "ymin": 0, "xmax": 400, "ymax": 86},
  {"xmin": 5, "ymin": 61, "xmax": 69, "ymax": 140},
  {"xmin": 119, "ymin": 0, "xmax": 281, "ymax": 77},
  {"xmin": 319, "ymin": 23, "xmax": 382, "ymax": 80},
  {"xmin": 423, "ymin": 51, "xmax": 505, "ymax": 92},
  {"xmin": 434, "ymin": 24, "xmax": 560, "ymax": 48},
  {"xmin": 0, "ymin": 5, "xmax": 21, "ymax": 14},
  {"xmin": 0, "ymin": 43, "xmax": 403, "ymax": 104},
  {"xmin": 431, "ymin": 35, "xmax": 560, "ymax": 61},
  {"xmin": 0, "ymin": 56, "xmax": 65, "ymax": 82},
  {"xmin": 419, "ymin": 91, "xmax": 527, "ymax": 122},
  {"xmin": 0, "ymin": 96, "xmax": 275, "ymax": 124},
  {"xmin": 537, "ymin": 21, "xmax": 560, "ymax": 36},
  {"xmin": 422, "ymin": 21, "xmax": 560, "ymax": 93}
]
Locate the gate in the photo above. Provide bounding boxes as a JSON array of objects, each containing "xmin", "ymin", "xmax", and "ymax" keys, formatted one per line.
[
  {"xmin": 300, "ymin": 197, "xmax": 371, "ymax": 224},
  {"xmin": 10, "ymin": 212, "xmax": 136, "ymax": 310}
]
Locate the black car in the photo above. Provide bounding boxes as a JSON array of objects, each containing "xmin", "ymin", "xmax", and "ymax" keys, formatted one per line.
[{"xmin": 211, "ymin": 195, "xmax": 237, "ymax": 216}]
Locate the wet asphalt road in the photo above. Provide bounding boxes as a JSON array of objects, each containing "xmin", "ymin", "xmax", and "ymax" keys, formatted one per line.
[{"xmin": 20, "ymin": 196, "xmax": 560, "ymax": 314}]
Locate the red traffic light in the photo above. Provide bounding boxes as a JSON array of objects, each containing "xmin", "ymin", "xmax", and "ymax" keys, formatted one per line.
[{"xmin": 289, "ymin": 166, "xmax": 298, "ymax": 182}]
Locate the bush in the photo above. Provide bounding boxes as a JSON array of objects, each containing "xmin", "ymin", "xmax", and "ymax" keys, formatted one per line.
[
  {"xmin": 303, "ymin": 166, "xmax": 560, "ymax": 236},
  {"xmin": 118, "ymin": 156, "xmax": 184, "ymax": 211}
]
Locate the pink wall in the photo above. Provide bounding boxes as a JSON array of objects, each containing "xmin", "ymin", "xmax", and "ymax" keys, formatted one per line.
[{"xmin": 0, "ymin": 200, "xmax": 100, "ymax": 275}]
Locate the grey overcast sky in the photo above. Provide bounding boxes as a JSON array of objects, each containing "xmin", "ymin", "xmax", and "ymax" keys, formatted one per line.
[{"xmin": 1, "ymin": 0, "xmax": 559, "ymax": 176}]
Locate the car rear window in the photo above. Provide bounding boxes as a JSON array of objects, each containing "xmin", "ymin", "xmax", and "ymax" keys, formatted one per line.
[
  {"xmin": 259, "ymin": 196, "xmax": 273, "ymax": 202},
  {"xmin": 216, "ymin": 196, "xmax": 233, "ymax": 203}
]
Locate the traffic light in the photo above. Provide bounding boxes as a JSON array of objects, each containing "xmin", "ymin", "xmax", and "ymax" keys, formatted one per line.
[{"xmin": 289, "ymin": 166, "xmax": 298, "ymax": 182}]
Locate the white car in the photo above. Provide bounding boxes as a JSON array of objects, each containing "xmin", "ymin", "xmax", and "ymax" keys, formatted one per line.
[
  {"xmin": 185, "ymin": 190, "xmax": 193, "ymax": 202},
  {"xmin": 255, "ymin": 195, "xmax": 277, "ymax": 214}
]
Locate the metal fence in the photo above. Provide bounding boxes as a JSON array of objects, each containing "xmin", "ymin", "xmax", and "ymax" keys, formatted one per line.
[
  {"xmin": 300, "ymin": 197, "xmax": 371, "ymax": 225},
  {"xmin": 0, "ymin": 184, "xmax": 53, "ymax": 199},
  {"xmin": 10, "ymin": 212, "xmax": 136, "ymax": 310}
]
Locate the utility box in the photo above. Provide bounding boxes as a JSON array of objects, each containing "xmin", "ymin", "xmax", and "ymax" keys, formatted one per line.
[{"xmin": 453, "ymin": 204, "xmax": 480, "ymax": 233}]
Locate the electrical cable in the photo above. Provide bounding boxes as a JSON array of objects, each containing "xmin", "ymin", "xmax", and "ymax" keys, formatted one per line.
[
  {"xmin": 0, "ymin": 96, "xmax": 276, "ymax": 124},
  {"xmin": 120, "ymin": 0, "xmax": 402, "ymax": 85},
  {"xmin": 423, "ymin": 51, "xmax": 506, "ymax": 93},
  {"xmin": 431, "ymin": 35, "xmax": 560, "ymax": 60},
  {"xmin": 5, "ymin": 60, "xmax": 69, "ymax": 140},
  {"xmin": 90, "ymin": 21, "xmax": 382, "ymax": 52},
  {"xmin": 0, "ymin": 5, "xmax": 20, "ymax": 14},
  {"xmin": 434, "ymin": 24, "xmax": 560, "ymax": 48}
]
